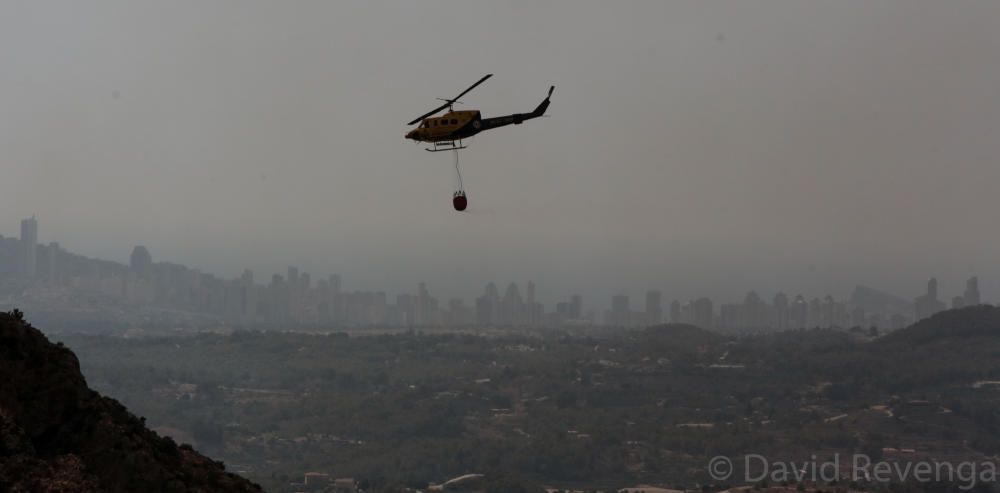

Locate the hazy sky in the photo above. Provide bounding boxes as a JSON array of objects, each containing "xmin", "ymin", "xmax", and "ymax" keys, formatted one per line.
[{"xmin": 2, "ymin": 1, "xmax": 999, "ymax": 306}]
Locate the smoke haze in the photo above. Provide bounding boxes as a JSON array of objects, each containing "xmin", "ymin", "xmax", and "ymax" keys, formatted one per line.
[{"xmin": 2, "ymin": 1, "xmax": 999, "ymax": 304}]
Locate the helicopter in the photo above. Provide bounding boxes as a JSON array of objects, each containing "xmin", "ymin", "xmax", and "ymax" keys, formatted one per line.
[{"xmin": 404, "ymin": 74, "xmax": 554, "ymax": 152}]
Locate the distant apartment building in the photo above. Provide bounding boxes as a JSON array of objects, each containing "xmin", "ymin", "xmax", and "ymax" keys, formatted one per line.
[
  {"xmin": 130, "ymin": 246, "xmax": 153, "ymax": 278},
  {"xmin": 772, "ymin": 292, "xmax": 789, "ymax": 330},
  {"xmin": 19, "ymin": 216, "xmax": 37, "ymax": 280},
  {"xmin": 964, "ymin": 276, "xmax": 981, "ymax": 306},
  {"xmin": 609, "ymin": 294, "xmax": 630, "ymax": 326},
  {"xmin": 645, "ymin": 289, "xmax": 662, "ymax": 325},
  {"xmin": 914, "ymin": 277, "xmax": 946, "ymax": 321}
]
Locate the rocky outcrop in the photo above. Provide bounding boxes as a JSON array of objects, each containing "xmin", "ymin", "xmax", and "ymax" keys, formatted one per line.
[{"xmin": 0, "ymin": 311, "xmax": 262, "ymax": 492}]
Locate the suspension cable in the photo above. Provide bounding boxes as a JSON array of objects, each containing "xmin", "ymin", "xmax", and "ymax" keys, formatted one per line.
[{"xmin": 452, "ymin": 149, "xmax": 464, "ymax": 192}]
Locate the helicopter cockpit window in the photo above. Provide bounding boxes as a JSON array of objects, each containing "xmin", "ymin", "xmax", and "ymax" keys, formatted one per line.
[{"xmin": 451, "ymin": 119, "xmax": 458, "ymax": 125}]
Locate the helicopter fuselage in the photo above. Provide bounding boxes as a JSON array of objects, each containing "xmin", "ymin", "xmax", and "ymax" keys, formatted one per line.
[
  {"xmin": 404, "ymin": 86, "xmax": 552, "ymax": 144},
  {"xmin": 405, "ymin": 110, "xmax": 483, "ymax": 143}
]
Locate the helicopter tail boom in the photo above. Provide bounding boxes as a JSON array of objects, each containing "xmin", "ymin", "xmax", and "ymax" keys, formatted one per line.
[{"xmin": 479, "ymin": 85, "xmax": 554, "ymax": 131}]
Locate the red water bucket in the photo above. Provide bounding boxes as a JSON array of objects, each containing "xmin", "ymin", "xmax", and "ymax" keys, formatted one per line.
[{"xmin": 453, "ymin": 193, "xmax": 468, "ymax": 211}]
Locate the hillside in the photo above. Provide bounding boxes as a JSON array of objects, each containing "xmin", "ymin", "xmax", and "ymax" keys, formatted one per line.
[
  {"xmin": 0, "ymin": 311, "xmax": 261, "ymax": 493},
  {"xmin": 879, "ymin": 304, "xmax": 1000, "ymax": 345}
]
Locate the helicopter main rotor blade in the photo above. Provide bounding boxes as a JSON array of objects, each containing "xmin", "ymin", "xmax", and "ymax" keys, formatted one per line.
[
  {"xmin": 449, "ymin": 73, "xmax": 492, "ymax": 106},
  {"xmin": 407, "ymin": 101, "xmax": 452, "ymax": 126},
  {"xmin": 406, "ymin": 74, "xmax": 493, "ymax": 126}
]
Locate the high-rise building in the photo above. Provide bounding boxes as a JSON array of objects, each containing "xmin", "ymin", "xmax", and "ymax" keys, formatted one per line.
[
  {"xmin": 964, "ymin": 277, "xmax": 981, "ymax": 306},
  {"xmin": 525, "ymin": 281, "xmax": 536, "ymax": 325},
  {"xmin": 19, "ymin": 216, "xmax": 37, "ymax": 280},
  {"xmin": 45, "ymin": 241, "xmax": 59, "ymax": 283},
  {"xmin": 610, "ymin": 294, "xmax": 630, "ymax": 326},
  {"xmin": 808, "ymin": 297, "xmax": 823, "ymax": 327},
  {"xmin": 476, "ymin": 282, "xmax": 500, "ymax": 326},
  {"xmin": 787, "ymin": 295, "xmax": 806, "ymax": 328},
  {"xmin": 417, "ymin": 282, "xmax": 439, "ymax": 325},
  {"xmin": 268, "ymin": 274, "xmax": 291, "ymax": 323},
  {"xmin": 742, "ymin": 291, "xmax": 764, "ymax": 328},
  {"xmin": 130, "ymin": 246, "xmax": 153, "ymax": 278},
  {"xmin": 914, "ymin": 277, "xmax": 946, "ymax": 321},
  {"xmin": 501, "ymin": 283, "xmax": 524, "ymax": 326},
  {"xmin": 556, "ymin": 301, "xmax": 570, "ymax": 315},
  {"xmin": 670, "ymin": 300, "xmax": 682, "ymax": 323},
  {"xmin": 822, "ymin": 295, "xmax": 836, "ymax": 327},
  {"xmin": 851, "ymin": 305, "xmax": 866, "ymax": 327},
  {"xmin": 570, "ymin": 294, "xmax": 583, "ymax": 319},
  {"xmin": 645, "ymin": 290, "xmax": 662, "ymax": 326},
  {"xmin": 394, "ymin": 293, "xmax": 414, "ymax": 326},
  {"xmin": 772, "ymin": 292, "xmax": 789, "ymax": 330},
  {"xmin": 690, "ymin": 297, "xmax": 714, "ymax": 328},
  {"xmin": 238, "ymin": 270, "xmax": 257, "ymax": 320}
]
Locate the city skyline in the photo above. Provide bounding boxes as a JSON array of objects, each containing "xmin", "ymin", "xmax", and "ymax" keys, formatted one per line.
[{"xmin": 0, "ymin": 216, "xmax": 985, "ymax": 330}]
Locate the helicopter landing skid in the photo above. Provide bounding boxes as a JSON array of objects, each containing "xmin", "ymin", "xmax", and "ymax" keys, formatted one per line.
[{"xmin": 426, "ymin": 140, "xmax": 467, "ymax": 152}]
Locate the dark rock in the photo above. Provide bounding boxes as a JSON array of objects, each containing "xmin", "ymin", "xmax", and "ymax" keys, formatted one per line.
[{"xmin": 0, "ymin": 312, "xmax": 262, "ymax": 492}]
